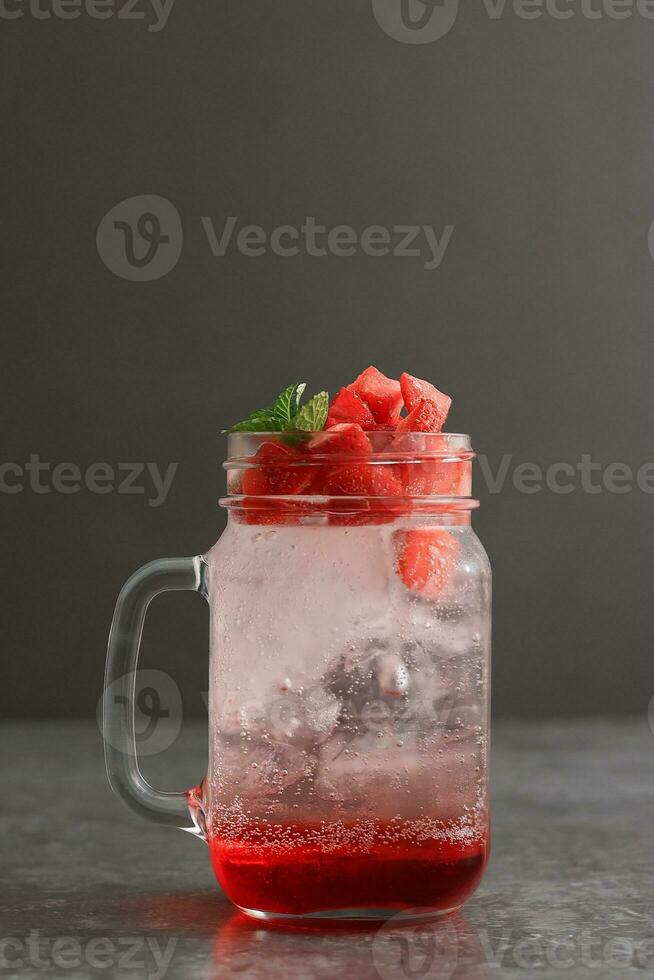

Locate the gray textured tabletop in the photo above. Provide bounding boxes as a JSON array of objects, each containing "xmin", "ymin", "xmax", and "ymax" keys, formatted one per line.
[{"xmin": 1, "ymin": 720, "xmax": 653, "ymax": 979}]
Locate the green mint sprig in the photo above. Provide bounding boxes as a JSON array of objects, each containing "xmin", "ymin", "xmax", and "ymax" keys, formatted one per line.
[
  {"xmin": 292, "ymin": 391, "xmax": 329, "ymax": 431},
  {"xmin": 224, "ymin": 382, "xmax": 329, "ymax": 434}
]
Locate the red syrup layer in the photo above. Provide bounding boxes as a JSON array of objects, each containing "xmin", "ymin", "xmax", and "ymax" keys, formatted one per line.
[{"xmin": 208, "ymin": 819, "xmax": 488, "ymax": 917}]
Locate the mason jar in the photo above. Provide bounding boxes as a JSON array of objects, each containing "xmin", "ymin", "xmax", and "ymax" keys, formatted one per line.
[{"xmin": 105, "ymin": 431, "xmax": 491, "ymax": 923}]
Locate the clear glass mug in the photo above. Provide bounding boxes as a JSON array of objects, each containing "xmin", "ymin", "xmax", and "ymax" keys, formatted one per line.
[{"xmin": 105, "ymin": 432, "xmax": 491, "ymax": 922}]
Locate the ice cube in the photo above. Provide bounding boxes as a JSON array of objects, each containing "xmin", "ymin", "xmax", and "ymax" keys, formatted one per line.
[
  {"xmin": 207, "ymin": 524, "xmax": 393, "ymax": 699},
  {"xmin": 323, "ymin": 637, "xmax": 455, "ymax": 735},
  {"xmin": 216, "ymin": 738, "xmax": 314, "ymax": 798},
  {"xmin": 267, "ymin": 685, "xmax": 341, "ymax": 745}
]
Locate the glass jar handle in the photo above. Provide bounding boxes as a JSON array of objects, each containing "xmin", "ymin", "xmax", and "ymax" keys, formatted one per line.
[{"xmin": 103, "ymin": 556, "xmax": 208, "ymax": 834}]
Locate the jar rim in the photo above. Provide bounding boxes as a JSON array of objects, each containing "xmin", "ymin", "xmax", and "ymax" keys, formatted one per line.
[
  {"xmin": 224, "ymin": 431, "xmax": 474, "ymax": 468},
  {"xmin": 223, "ymin": 432, "xmax": 476, "ymax": 513},
  {"xmin": 220, "ymin": 493, "xmax": 478, "ymax": 506},
  {"xmin": 219, "ymin": 494, "xmax": 479, "ymax": 517}
]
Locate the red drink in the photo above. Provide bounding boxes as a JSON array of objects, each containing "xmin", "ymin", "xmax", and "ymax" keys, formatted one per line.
[{"xmin": 208, "ymin": 820, "xmax": 488, "ymax": 917}]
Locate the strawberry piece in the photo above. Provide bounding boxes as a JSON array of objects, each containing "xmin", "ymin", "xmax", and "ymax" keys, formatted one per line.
[
  {"xmin": 396, "ymin": 398, "xmax": 442, "ymax": 434},
  {"xmin": 400, "ymin": 373, "xmax": 451, "ymax": 430},
  {"xmin": 347, "ymin": 366, "xmax": 403, "ymax": 426},
  {"xmin": 326, "ymin": 388, "xmax": 376, "ymax": 430},
  {"xmin": 395, "ymin": 529, "xmax": 460, "ymax": 600}
]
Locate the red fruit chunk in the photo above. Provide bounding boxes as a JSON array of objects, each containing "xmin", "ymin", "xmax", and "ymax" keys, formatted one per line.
[
  {"xmin": 242, "ymin": 440, "xmax": 314, "ymax": 497},
  {"xmin": 326, "ymin": 388, "xmax": 376, "ymax": 430},
  {"xmin": 309, "ymin": 422, "xmax": 372, "ymax": 457},
  {"xmin": 324, "ymin": 464, "xmax": 375, "ymax": 496},
  {"xmin": 326, "ymin": 465, "xmax": 403, "ymax": 525},
  {"xmin": 395, "ymin": 529, "xmax": 460, "ymax": 600},
  {"xmin": 400, "ymin": 459, "xmax": 468, "ymax": 497},
  {"xmin": 400, "ymin": 373, "xmax": 451, "ymax": 431},
  {"xmin": 347, "ymin": 366, "xmax": 403, "ymax": 426},
  {"xmin": 392, "ymin": 432, "xmax": 470, "ymax": 497},
  {"xmin": 323, "ymin": 454, "xmax": 402, "ymax": 496},
  {"xmin": 396, "ymin": 398, "xmax": 442, "ymax": 434}
]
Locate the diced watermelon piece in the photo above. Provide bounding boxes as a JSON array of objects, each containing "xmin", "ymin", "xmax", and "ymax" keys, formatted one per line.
[
  {"xmin": 323, "ymin": 459, "xmax": 401, "ymax": 496},
  {"xmin": 396, "ymin": 398, "xmax": 442, "ymax": 434},
  {"xmin": 395, "ymin": 528, "xmax": 460, "ymax": 600},
  {"xmin": 347, "ymin": 366, "xmax": 403, "ymax": 426},
  {"xmin": 326, "ymin": 388, "xmax": 376, "ymax": 430},
  {"xmin": 326, "ymin": 465, "xmax": 403, "ymax": 525},
  {"xmin": 239, "ymin": 441, "xmax": 318, "ymax": 525},
  {"xmin": 239, "ymin": 460, "xmax": 270, "ymax": 496},
  {"xmin": 324, "ymin": 464, "xmax": 375, "ymax": 496},
  {"xmin": 370, "ymin": 466, "xmax": 404, "ymax": 496},
  {"xmin": 400, "ymin": 459, "xmax": 468, "ymax": 497},
  {"xmin": 309, "ymin": 422, "xmax": 372, "ymax": 457},
  {"xmin": 242, "ymin": 440, "xmax": 315, "ymax": 497},
  {"xmin": 392, "ymin": 430, "xmax": 468, "ymax": 497},
  {"xmin": 393, "ymin": 431, "xmax": 468, "ymax": 496},
  {"xmin": 400, "ymin": 373, "xmax": 451, "ymax": 431}
]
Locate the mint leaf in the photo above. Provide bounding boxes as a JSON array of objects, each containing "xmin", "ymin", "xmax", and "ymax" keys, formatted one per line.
[
  {"xmin": 292, "ymin": 391, "xmax": 329, "ymax": 432},
  {"xmin": 224, "ymin": 409, "xmax": 281, "ymax": 433},
  {"xmin": 224, "ymin": 382, "xmax": 328, "ymax": 434},
  {"xmin": 273, "ymin": 382, "xmax": 306, "ymax": 429}
]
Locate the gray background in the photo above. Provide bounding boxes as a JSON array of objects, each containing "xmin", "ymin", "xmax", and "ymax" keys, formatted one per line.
[{"xmin": 1, "ymin": 0, "xmax": 652, "ymax": 719}]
